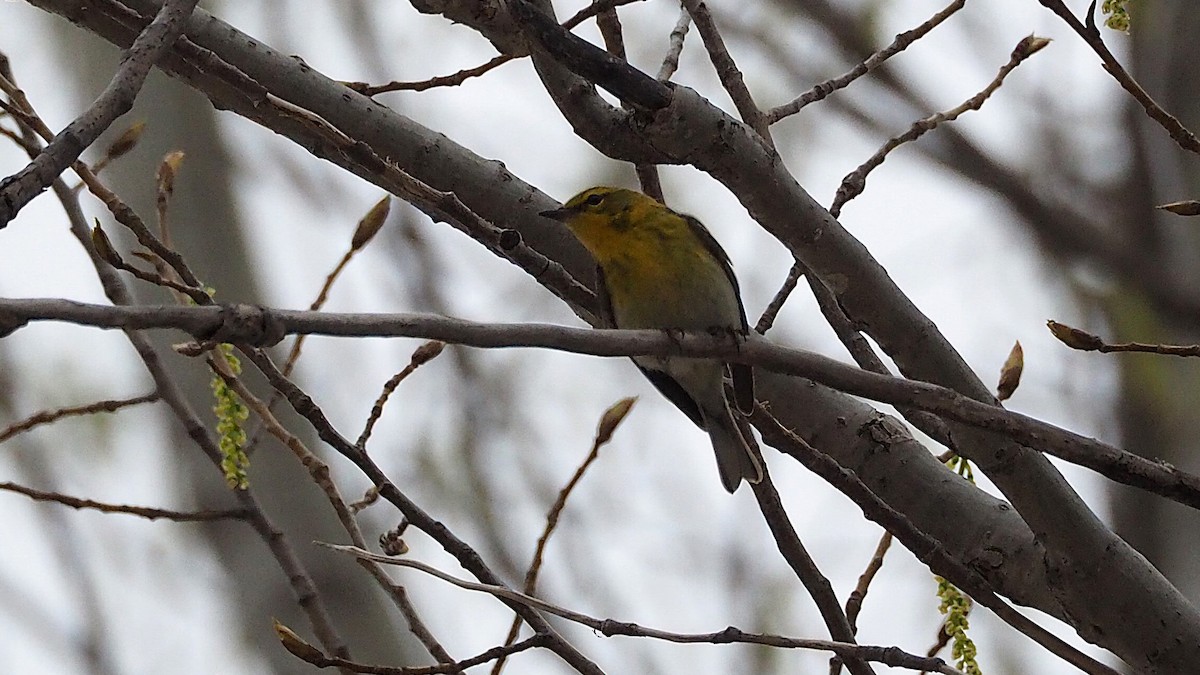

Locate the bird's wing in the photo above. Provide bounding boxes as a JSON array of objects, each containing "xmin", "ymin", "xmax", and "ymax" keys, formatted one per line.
[
  {"xmin": 593, "ymin": 262, "xmax": 616, "ymax": 329},
  {"xmin": 681, "ymin": 214, "xmax": 748, "ymax": 333},
  {"xmin": 683, "ymin": 214, "xmax": 755, "ymax": 414},
  {"xmin": 636, "ymin": 363, "xmax": 705, "ymax": 429}
]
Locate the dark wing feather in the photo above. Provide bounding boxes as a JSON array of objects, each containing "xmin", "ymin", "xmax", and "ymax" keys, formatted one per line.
[
  {"xmin": 593, "ymin": 262, "xmax": 616, "ymax": 329},
  {"xmin": 637, "ymin": 364, "xmax": 706, "ymax": 429},
  {"xmin": 729, "ymin": 363, "xmax": 755, "ymax": 414},
  {"xmin": 682, "ymin": 214, "xmax": 755, "ymax": 414},
  {"xmin": 681, "ymin": 214, "xmax": 748, "ymax": 333}
]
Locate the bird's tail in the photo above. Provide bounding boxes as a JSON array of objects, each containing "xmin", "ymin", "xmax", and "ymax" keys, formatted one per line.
[{"xmin": 707, "ymin": 402, "xmax": 764, "ymax": 493}]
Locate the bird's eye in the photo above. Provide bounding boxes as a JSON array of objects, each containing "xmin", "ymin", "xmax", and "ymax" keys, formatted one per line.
[{"xmin": 584, "ymin": 193, "xmax": 604, "ymax": 207}]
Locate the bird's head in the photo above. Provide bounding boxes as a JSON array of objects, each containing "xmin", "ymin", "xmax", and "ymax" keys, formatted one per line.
[
  {"xmin": 540, "ymin": 186, "xmax": 652, "ymax": 233},
  {"xmin": 541, "ymin": 187, "xmax": 678, "ymax": 266}
]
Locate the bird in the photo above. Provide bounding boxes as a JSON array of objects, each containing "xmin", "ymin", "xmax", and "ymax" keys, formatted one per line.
[{"xmin": 541, "ymin": 186, "xmax": 763, "ymax": 492}]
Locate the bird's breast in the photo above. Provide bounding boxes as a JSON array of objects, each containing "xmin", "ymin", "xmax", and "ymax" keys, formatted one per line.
[{"xmin": 603, "ymin": 243, "xmax": 742, "ymax": 331}]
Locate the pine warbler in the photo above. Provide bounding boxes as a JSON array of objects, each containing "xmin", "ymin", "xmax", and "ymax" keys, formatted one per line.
[{"xmin": 541, "ymin": 187, "xmax": 763, "ymax": 492}]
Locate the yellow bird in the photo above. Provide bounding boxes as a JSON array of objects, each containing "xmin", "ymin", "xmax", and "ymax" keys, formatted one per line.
[{"xmin": 541, "ymin": 187, "xmax": 763, "ymax": 492}]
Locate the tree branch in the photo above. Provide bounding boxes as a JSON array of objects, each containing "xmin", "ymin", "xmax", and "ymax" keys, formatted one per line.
[
  {"xmin": 242, "ymin": 347, "xmax": 605, "ymax": 675},
  {"xmin": 323, "ymin": 544, "xmax": 967, "ymax": 675},
  {"xmin": 0, "ymin": 481, "xmax": 247, "ymax": 522},
  {"xmin": 751, "ymin": 472, "xmax": 874, "ymax": 675},
  {"xmin": 0, "ymin": 0, "xmax": 200, "ymax": 227},
  {"xmin": 0, "ymin": 98, "xmax": 353, "ymax": 659},
  {"xmin": 0, "ymin": 392, "xmax": 159, "ymax": 443},
  {"xmin": 1038, "ymin": 0, "xmax": 1200, "ymax": 155},
  {"xmin": 4, "ymin": 298, "xmax": 1199, "ymax": 516}
]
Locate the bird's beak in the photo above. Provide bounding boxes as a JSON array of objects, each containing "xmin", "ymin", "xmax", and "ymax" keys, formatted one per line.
[{"xmin": 539, "ymin": 206, "xmax": 574, "ymax": 221}]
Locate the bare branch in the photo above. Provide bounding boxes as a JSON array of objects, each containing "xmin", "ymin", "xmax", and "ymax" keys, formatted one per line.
[
  {"xmin": 279, "ymin": 629, "xmax": 551, "ymax": 675},
  {"xmin": 25, "ymin": 0, "xmax": 601, "ymax": 327},
  {"xmin": 655, "ymin": 6, "xmax": 691, "ymax": 81},
  {"xmin": 681, "ymin": 0, "xmax": 774, "ymax": 148},
  {"xmin": 1048, "ymin": 320, "xmax": 1200, "ymax": 357},
  {"xmin": 0, "ymin": 392, "xmax": 158, "ymax": 443},
  {"xmin": 1038, "ymin": 0, "xmax": 1200, "ymax": 155},
  {"xmin": 0, "ymin": 481, "xmax": 247, "ymax": 522},
  {"xmin": 768, "ymin": 0, "xmax": 967, "ymax": 122},
  {"xmin": 5, "ymin": 298, "xmax": 1199, "ymax": 514},
  {"xmin": 345, "ymin": 54, "xmax": 517, "ymax": 96},
  {"xmin": 0, "ymin": 0, "xmax": 200, "ymax": 227},
  {"xmin": 494, "ymin": 396, "xmax": 635, "ymax": 675},
  {"xmin": 0, "ymin": 82, "xmax": 353, "ymax": 660},
  {"xmin": 845, "ymin": 532, "xmax": 893, "ymax": 633},
  {"xmin": 752, "ymin": 411, "xmax": 1119, "ymax": 675},
  {"xmin": 344, "ymin": 0, "xmax": 647, "ymax": 96},
  {"xmin": 750, "ymin": 471, "xmax": 874, "ymax": 675},
  {"xmin": 19, "ymin": 2, "xmax": 1200, "ymax": 667},
  {"xmin": 357, "ymin": 341, "xmax": 446, "ymax": 448},
  {"xmin": 322, "ymin": 544, "xmax": 966, "ymax": 675},
  {"xmin": 833, "ymin": 35, "xmax": 1050, "ymax": 216},
  {"xmin": 242, "ymin": 347, "xmax": 605, "ymax": 675},
  {"xmin": 798, "ymin": 259, "xmax": 955, "ymax": 449},
  {"xmin": 0, "ymin": 42, "xmax": 207, "ymax": 296},
  {"xmin": 90, "ymin": 224, "xmax": 211, "ymax": 303},
  {"xmin": 207, "ymin": 353, "xmax": 456, "ymax": 665},
  {"xmin": 754, "ymin": 262, "xmax": 802, "ymax": 334},
  {"xmin": 594, "ymin": 3, "xmax": 664, "ymax": 201}
]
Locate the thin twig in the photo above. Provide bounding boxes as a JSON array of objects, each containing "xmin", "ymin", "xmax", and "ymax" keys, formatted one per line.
[
  {"xmin": 0, "ymin": 72, "xmax": 208, "ymax": 295},
  {"xmin": 681, "ymin": 0, "xmax": 774, "ymax": 148},
  {"xmin": 846, "ymin": 532, "xmax": 893, "ymax": 633},
  {"xmin": 768, "ymin": 0, "xmax": 967, "ymax": 122},
  {"xmin": 207, "ymin": 354, "xmax": 457, "ymax": 666},
  {"xmin": 244, "ymin": 197, "xmax": 393, "ymax": 455},
  {"xmin": 345, "ymin": 0, "xmax": 647, "ymax": 96},
  {"xmin": 656, "ymin": 6, "xmax": 691, "ymax": 81},
  {"xmin": 0, "ymin": 80, "xmax": 352, "ymax": 661},
  {"xmin": 280, "ymin": 631, "xmax": 550, "ymax": 675},
  {"xmin": 755, "ymin": 261, "xmax": 802, "ymax": 334},
  {"xmin": 324, "ymin": 544, "xmax": 964, "ymax": 674},
  {"xmin": 0, "ymin": 392, "xmax": 159, "ymax": 443},
  {"xmin": 833, "ymin": 35, "xmax": 1050, "ymax": 216},
  {"xmin": 1047, "ymin": 319, "xmax": 1200, "ymax": 357},
  {"xmin": 357, "ymin": 341, "xmax": 446, "ymax": 448},
  {"xmin": 242, "ymin": 348, "xmax": 605, "ymax": 675},
  {"xmin": 0, "ymin": 481, "xmax": 247, "ymax": 521},
  {"xmin": 1037, "ymin": 0, "xmax": 1200, "ymax": 155},
  {"xmin": 493, "ymin": 397, "xmax": 635, "ymax": 675},
  {"xmin": 925, "ymin": 619, "xmax": 954, "ymax": 662},
  {"xmin": 0, "ymin": 0, "xmax": 200, "ymax": 227},
  {"xmin": 750, "ymin": 470, "xmax": 876, "ymax": 675},
  {"xmin": 595, "ymin": 3, "xmax": 664, "ymax": 201},
  {"xmin": 345, "ymin": 55, "xmax": 516, "ymax": 96},
  {"xmin": 90, "ymin": 225, "xmax": 211, "ymax": 303}
]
